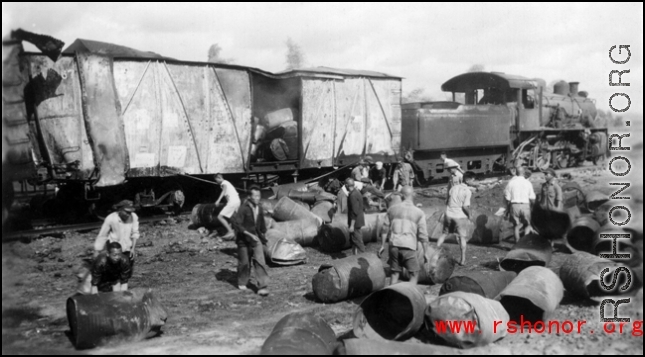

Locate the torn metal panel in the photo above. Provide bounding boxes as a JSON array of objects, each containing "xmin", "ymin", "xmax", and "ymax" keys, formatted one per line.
[
  {"xmin": 24, "ymin": 54, "xmax": 95, "ymax": 179},
  {"xmin": 3, "ymin": 41, "xmax": 36, "ymax": 180},
  {"xmin": 76, "ymin": 53, "xmax": 128, "ymax": 186}
]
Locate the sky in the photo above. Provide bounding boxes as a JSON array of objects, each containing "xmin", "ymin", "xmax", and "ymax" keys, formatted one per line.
[{"xmin": 3, "ymin": 2, "xmax": 644, "ymax": 115}]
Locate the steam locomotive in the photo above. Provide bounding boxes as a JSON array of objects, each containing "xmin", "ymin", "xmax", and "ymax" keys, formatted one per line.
[{"xmin": 401, "ymin": 72, "xmax": 609, "ymax": 181}]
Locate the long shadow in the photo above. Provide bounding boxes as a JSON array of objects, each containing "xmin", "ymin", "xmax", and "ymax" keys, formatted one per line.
[
  {"xmin": 215, "ymin": 268, "xmax": 238, "ymax": 288},
  {"xmin": 1, "ymin": 306, "xmax": 43, "ymax": 328},
  {"xmin": 219, "ymin": 247, "xmax": 238, "ymax": 259}
]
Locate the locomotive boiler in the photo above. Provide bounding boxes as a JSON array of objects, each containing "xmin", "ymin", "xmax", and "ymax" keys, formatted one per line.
[{"xmin": 401, "ymin": 72, "xmax": 609, "ymax": 181}]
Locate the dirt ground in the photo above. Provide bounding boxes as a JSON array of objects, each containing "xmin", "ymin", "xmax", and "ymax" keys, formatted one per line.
[{"xmin": 2, "ymin": 161, "xmax": 643, "ymax": 355}]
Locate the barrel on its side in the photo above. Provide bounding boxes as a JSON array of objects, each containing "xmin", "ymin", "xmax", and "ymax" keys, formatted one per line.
[
  {"xmin": 499, "ymin": 233, "xmax": 552, "ymax": 273},
  {"xmin": 560, "ymin": 251, "xmax": 638, "ymax": 300},
  {"xmin": 67, "ymin": 289, "xmax": 168, "ymax": 350},
  {"xmin": 439, "ymin": 271, "xmax": 517, "ymax": 299},
  {"xmin": 312, "ymin": 253, "xmax": 385, "ymax": 303},
  {"xmin": 264, "ymin": 230, "xmax": 307, "ymax": 266},
  {"xmin": 190, "ymin": 204, "xmax": 224, "ymax": 228},
  {"xmin": 288, "ymin": 190, "xmax": 318, "ymax": 205},
  {"xmin": 353, "ymin": 282, "xmax": 426, "ymax": 341},
  {"xmin": 273, "ymin": 197, "xmax": 322, "ymax": 225},
  {"xmin": 566, "ymin": 215, "xmax": 601, "ymax": 253},
  {"xmin": 261, "ymin": 313, "xmax": 337, "ymax": 355},
  {"xmin": 317, "ymin": 214, "xmax": 384, "ymax": 253},
  {"xmin": 311, "ymin": 201, "xmax": 334, "ymax": 224},
  {"xmin": 401, "ymin": 243, "xmax": 455, "ymax": 285},
  {"xmin": 271, "ymin": 220, "xmax": 320, "ymax": 247},
  {"xmin": 425, "ymin": 291, "xmax": 509, "ymax": 348},
  {"xmin": 496, "ymin": 266, "xmax": 564, "ymax": 323}
]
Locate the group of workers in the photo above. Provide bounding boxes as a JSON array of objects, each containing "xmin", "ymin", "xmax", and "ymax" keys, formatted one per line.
[{"xmin": 86, "ymin": 151, "xmax": 563, "ymax": 295}]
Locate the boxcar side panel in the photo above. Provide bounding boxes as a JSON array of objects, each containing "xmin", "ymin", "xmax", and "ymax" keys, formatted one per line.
[
  {"xmin": 334, "ymin": 78, "xmax": 366, "ymax": 158},
  {"xmin": 300, "ymin": 79, "xmax": 335, "ymax": 168},
  {"xmin": 76, "ymin": 53, "xmax": 128, "ymax": 186},
  {"xmin": 3, "ymin": 44, "xmax": 36, "ymax": 180},
  {"xmin": 25, "ymin": 55, "xmax": 95, "ymax": 179},
  {"xmin": 364, "ymin": 78, "xmax": 400, "ymax": 157}
]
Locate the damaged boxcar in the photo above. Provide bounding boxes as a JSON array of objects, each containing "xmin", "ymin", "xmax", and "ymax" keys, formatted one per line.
[
  {"xmin": 2, "ymin": 30, "xmax": 401, "ymax": 221},
  {"xmin": 401, "ymin": 72, "xmax": 609, "ymax": 181}
]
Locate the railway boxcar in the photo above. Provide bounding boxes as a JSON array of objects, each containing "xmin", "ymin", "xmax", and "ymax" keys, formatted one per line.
[
  {"xmin": 3, "ymin": 31, "xmax": 402, "ymax": 221},
  {"xmin": 401, "ymin": 72, "xmax": 608, "ymax": 181}
]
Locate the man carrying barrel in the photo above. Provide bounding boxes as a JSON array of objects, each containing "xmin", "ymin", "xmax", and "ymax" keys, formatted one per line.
[
  {"xmin": 378, "ymin": 186, "xmax": 428, "ymax": 285},
  {"xmin": 90, "ymin": 242, "xmax": 132, "ymax": 294},
  {"xmin": 214, "ymin": 173, "xmax": 241, "ymax": 240},
  {"xmin": 233, "ymin": 185, "xmax": 270, "ymax": 296},
  {"xmin": 345, "ymin": 178, "xmax": 366, "ymax": 255}
]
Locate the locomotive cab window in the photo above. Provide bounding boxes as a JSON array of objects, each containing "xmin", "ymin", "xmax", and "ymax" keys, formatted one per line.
[{"xmin": 523, "ymin": 89, "xmax": 536, "ymax": 109}]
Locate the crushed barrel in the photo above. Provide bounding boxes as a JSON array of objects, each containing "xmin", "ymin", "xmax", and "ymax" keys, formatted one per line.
[
  {"xmin": 264, "ymin": 230, "xmax": 307, "ymax": 266},
  {"xmin": 499, "ymin": 233, "xmax": 552, "ymax": 273},
  {"xmin": 312, "ymin": 253, "xmax": 385, "ymax": 303},
  {"xmin": 439, "ymin": 271, "xmax": 517, "ymax": 299},
  {"xmin": 353, "ymin": 282, "xmax": 426, "ymax": 341},
  {"xmin": 317, "ymin": 214, "xmax": 384, "ymax": 253},
  {"xmin": 261, "ymin": 312, "xmax": 337, "ymax": 355},
  {"xmin": 496, "ymin": 266, "xmax": 564, "ymax": 323},
  {"xmin": 66, "ymin": 288, "xmax": 168, "ymax": 350},
  {"xmin": 425, "ymin": 291, "xmax": 509, "ymax": 348},
  {"xmin": 311, "ymin": 201, "xmax": 334, "ymax": 224}
]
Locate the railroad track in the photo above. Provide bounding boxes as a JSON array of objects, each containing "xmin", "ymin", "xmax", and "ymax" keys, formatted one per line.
[{"xmin": 2, "ymin": 214, "xmax": 184, "ymax": 243}]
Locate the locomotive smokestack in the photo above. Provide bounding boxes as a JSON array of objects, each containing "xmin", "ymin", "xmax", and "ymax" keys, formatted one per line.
[{"xmin": 569, "ymin": 82, "xmax": 579, "ymax": 96}]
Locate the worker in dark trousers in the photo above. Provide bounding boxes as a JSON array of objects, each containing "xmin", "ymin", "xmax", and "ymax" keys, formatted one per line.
[
  {"xmin": 345, "ymin": 178, "xmax": 366, "ymax": 255},
  {"xmin": 233, "ymin": 185, "xmax": 270, "ymax": 296}
]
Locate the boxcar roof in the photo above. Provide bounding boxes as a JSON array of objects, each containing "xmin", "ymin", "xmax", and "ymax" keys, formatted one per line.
[
  {"xmin": 63, "ymin": 39, "xmax": 175, "ymax": 60},
  {"xmin": 278, "ymin": 66, "xmax": 401, "ymax": 79},
  {"xmin": 441, "ymin": 72, "xmax": 538, "ymax": 92}
]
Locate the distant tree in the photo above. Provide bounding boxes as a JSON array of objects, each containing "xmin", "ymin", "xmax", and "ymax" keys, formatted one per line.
[
  {"xmin": 208, "ymin": 43, "xmax": 234, "ymax": 64},
  {"xmin": 402, "ymin": 88, "xmax": 433, "ymax": 103},
  {"xmin": 285, "ymin": 37, "xmax": 305, "ymax": 70},
  {"xmin": 467, "ymin": 64, "xmax": 485, "ymax": 72}
]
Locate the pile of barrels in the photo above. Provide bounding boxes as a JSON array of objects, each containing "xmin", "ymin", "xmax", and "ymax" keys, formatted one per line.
[{"xmin": 251, "ymin": 108, "xmax": 299, "ymax": 162}]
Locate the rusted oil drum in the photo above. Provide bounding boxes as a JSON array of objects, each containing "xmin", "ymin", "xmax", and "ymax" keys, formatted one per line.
[
  {"xmin": 496, "ymin": 266, "xmax": 564, "ymax": 323},
  {"xmin": 499, "ymin": 233, "xmax": 552, "ymax": 273},
  {"xmin": 425, "ymin": 291, "xmax": 509, "ymax": 348},
  {"xmin": 262, "ymin": 108, "xmax": 295, "ymax": 130},
  {"xmin": 270, "ymin": 219, "xmax": 319, "ymax": 247},
  {"xmin": 261, "ymin": 312, "xmax": 337, "ymax": 355},
  {"xmin": 311, "ymin": 201, "xmax": 334, "ymax": 224},
  {"xmin": 288, "ymin": 190, "xmax": 317, "ymax": 205},
  {"xmin": 312, "ymin": 253, "xmax": 386, "ymax": 303},
  {"xmin": 261, "ymin": 199, "xmax": 279, "ymax": 215},
  {"xmin": 66, "ymin": 289, "xmax": 168, "ymax": 350},
  {"xmin": 190, "ymin": 203, "xmax": 224, "ymax": 228},
  {"xmin": 439, "ymin": 271, "xmax": 517, "ymax": 299},
  {"xmin": 271, "ymin": 182, "xmax": 308, "ymax": 200},
  {"xmin": 273, "ymin": 197, "xmax": 322, "ymax": 225},
  {"xmin": 566, "ymin": 215, "xmax": 601, "ymax": 253},
  {"xmin": 353, "ymin": 282, "xmax": 426, "ymax": 341},
  {"xmin": 315, "ymin": 192, "xmax": 337, "ymax": 204},
  {"xmin": 401, "ymin": 243, "xmax": 455, "ymax": 285},
  {"xmin": 559, "ymin": 252, "xmax": 637, "ymax": 300},
  {"xmin": 264, "ymin": 230, "xmax": 307, "ymax": 266},
  {"xmin": 317, "ymin": 214, "xmax": 383, "ymax": 253},
  {"xmin": 531, "ymin": 203, "xmax": 571, "ymax": 240}
]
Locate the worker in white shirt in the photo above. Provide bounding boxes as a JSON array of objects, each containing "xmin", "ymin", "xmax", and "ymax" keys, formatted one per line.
[
  {"xmin": 503, "ymin": 166, "xmax": 536, "ymax": 243},
  {"xmin": 214, "ymin": 173, "xmax": 242, "ymax": 240}
]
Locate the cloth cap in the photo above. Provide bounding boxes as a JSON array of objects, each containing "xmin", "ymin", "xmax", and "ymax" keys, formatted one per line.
[{"xmin": 114, "ymin": 200, "xmax": 135, "ymax": 212}]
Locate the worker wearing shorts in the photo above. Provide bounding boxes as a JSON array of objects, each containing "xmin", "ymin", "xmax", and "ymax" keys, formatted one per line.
[
  {"xmin": 437, "ymin": 181, "xmax": 472, "ymax": 266},
  {"xmin": 379, "ymin": 186, "xmax": 428, "ymax": 286},
  {"xmin": 503, "ymin": 166, "xmax": 536, "ymax": 243},
  {"xmin": 214, "ymin": 174, "xmax": 241, "ymax": 239}
]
